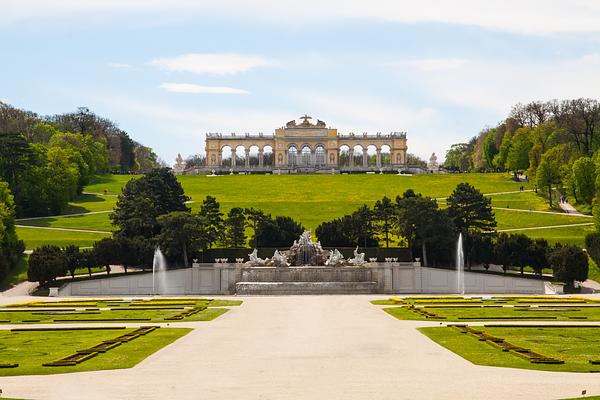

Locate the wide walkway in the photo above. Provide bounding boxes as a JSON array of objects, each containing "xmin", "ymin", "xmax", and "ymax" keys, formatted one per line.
[{"xmin": 2, "ymin": 295, "xmax": 600, "ymax": 400}]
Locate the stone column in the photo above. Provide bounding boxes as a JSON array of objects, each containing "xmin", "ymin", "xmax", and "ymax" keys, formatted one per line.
[
  {"xmin": 258, "ymin": 150, "xmax": 264, "ymax": 167},
  {"xmin": 376, "ymin": 149, "xmax": 381, "ymax": 167},
  {"xmin": 363, "ymin": 149, "xmax": 368, "ymax": 167},
  {"xmin": 244, "ymin": 149, "xmax": 250, "ymax": 167},
  {"xmin": 231, "ymin": 151, "xmax": 236, "ymax": 168},
  {"xmin": 348, "ymin": 149, "xmax": 354, "ymax": 167}
]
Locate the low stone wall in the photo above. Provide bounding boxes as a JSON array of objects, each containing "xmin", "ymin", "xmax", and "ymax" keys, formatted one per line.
[{"xmin": 59, "ymin": 262, "xmax": 545, "ymax": 296}]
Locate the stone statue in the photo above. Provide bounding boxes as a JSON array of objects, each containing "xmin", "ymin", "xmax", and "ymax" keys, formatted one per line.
[
  {"xmin": 270, "ymin": 250, "xmax": 289, "ymax": 267},
  {"xmin": 286, "ymin": 120, "xmax": 297, "ymax": 128},
  {"xmin": 246, "ymin": 249, "xmax": 267, "ymax": 267},
  {"xmin": 316, "ymin": 119, "xmax": 326, "ymax": 127},
  {"xmin": 173, "ymin": 153, "xmax": 186, "ymax": 174},
  {"xmin": 428, "ymin": 152, "xmax": 439, "ymax": 173},
  {"xmin": 325, "ymin": 249, "xmax": 345, "ymax": 267},
  {"xmin": 348, "ymin": 246, "xmax": 366, "ymax": 266}
]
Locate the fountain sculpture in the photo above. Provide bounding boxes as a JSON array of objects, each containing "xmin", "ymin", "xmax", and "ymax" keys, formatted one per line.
[{"xmin": 245, "ymin": 230, "xmax": 366, "ymax": 267}]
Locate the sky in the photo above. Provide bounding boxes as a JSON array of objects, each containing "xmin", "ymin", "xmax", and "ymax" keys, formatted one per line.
[{"xmin": 2, "ymin": 1, "xmax": 600, "ymax": 164}]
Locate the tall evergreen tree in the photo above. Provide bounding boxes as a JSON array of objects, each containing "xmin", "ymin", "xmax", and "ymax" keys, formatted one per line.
[
  {"xmin": 374, "ymin": 196, "xmax": 395, "ymax": 248},
  {"xmin": 446, "ymin": 183, "xmax": 496, "ymax": 234},
  {"xmin": 224, "ymin": 207, "xmax": 247, "ymax": 248},
  {"xmin": 245, "ymin": 208, "xmax": 267, "ymax": 249},
  {"xmin": 197, "ymin": 195, "xmax": 224, "ymax": 249}
]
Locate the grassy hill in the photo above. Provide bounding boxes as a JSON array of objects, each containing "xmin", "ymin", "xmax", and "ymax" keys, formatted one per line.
[{"xmin": 14, "ymin": 172, "xmax": 594, "ymax": 250}]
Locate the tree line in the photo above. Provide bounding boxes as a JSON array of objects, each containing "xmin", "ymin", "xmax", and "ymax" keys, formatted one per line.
[
  {"xmin": 0, "ymin": 103, "xmax": 161, "ymax": 217},
  {"xmin": 24, "ymin": 169, "xmax": 590, "ymax": 290},
  {"xmin": 443, "ymin": 98, "xmax": 600, "ymax": 209}
]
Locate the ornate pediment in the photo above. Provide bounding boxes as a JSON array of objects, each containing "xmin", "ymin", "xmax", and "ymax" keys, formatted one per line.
[{"xmin": 286, "ymin": 115, "xmax": 327, "ymax": 129}]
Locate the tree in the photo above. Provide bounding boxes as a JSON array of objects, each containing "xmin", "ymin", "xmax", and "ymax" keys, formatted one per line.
[
  {"xmin": 444, "ymin": 143, "xmax": 471, "ymax": 172},
  {"xmin": 350, "ymin": 205, "xmax": 377, "ymax": 248},
  {"xmin": 548, "ymin": 244, "xmax": 588, "ymax": 290},
  {"xmin": 316, "ymin": 216, "xmax": 355, "ymax": 247},
  {"xmin": 447, "ymin": 183, "xmax": 496, "ymax": 234},
  {"xmin": 79, "ymin": 248, "xmax": 97, "ymax": 277},
  {"xmin": 447, "ymin": 183, "xmax": 496, "ymax": 265},
  {"xmin": 374, "ymin": 196, "xmax": 395, "ymax": 248},
  {"xmin": 197, "ymin": 196, "xmax": 223, "ymax": 248},
  {"xmin": 27, "ymin": 245, "xmax": 66, "ymax": 285},
  {"xmin": 395, "ymin": 190, "xmax": 443, "ymax": 266},
  {"xmin": 571, "ymin": 156, "xmax": 596, "ymax": 204},
  {"xmin": 93, "ymin": 238, "xmax": 119, "ymax": 274},
  {"xmin": 482, "ymin": 131, "xmax": 498, "ymax": 170},
  {"xmin": 505, "ymin": 128, "xmax": 532, "ymax": 178},
  {"xmin": 535, "ymin": 145, "xmax": 571, "ymax": 207},
  {"xmin": 585, "ymin": 232, "xmax": 600, "ymax": 271},
  {"xmin": 529, "ymin": 238, "xmax": 549, "ymax": 275},
  {"xmin": 0, "ymin": 132, "xmax": 33, "ymax": 189},
  {"xmin": 224, "ymin": 207, "xmax": 247, "ymax": 248},
  {"xmin": 63, "ymin": 245, "xmax": 80, "ymax": 278},
  {"xmin": 470, "ymin": 233, "xmax": 495, "ymax": 270},
  {"xmin": 157, "ymin": 211, "xmax": 205, "ymax": 267},
  {"xmin": 245, "ymin": 208, "xmax": 267, "ymax": 249},
  {"xmin": 255, "ymin": 215, "xmax": 305, "ymax": 248},
  {"xmin": 0, "ymin": 181, "xmax": 24, "ymax": 282},
  {"xmin": 111, "ymin": 168, "xmax": 189, "ymax": 238}
]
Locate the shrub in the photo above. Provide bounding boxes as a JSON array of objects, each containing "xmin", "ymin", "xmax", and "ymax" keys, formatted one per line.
[
  {"xmin": 547, "ymin": 244, "xmax": 588, "ymax": 290},
  {"xmin": 27, "ymin": 245, "xmax": 66, "ymax": 285}
]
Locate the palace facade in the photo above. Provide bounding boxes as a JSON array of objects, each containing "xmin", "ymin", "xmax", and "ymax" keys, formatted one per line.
[{"xmin": 203, "ymin": 115, "xmax": 408, "ymax": 173}]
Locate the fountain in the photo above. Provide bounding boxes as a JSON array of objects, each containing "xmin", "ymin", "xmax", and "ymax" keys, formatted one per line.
[
  {"xmin": 152, "ymin": 248, "xmax": 168, "ymax": 295},
  {"xmin": 456, "ymin": 233, "xmax": 465, "ymax": 295}
]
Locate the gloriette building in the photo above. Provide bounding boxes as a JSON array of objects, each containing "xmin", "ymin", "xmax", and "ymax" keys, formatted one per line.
[{"xmin": 203, "ymin": 115, "xmax": 408, "ymax": 173}]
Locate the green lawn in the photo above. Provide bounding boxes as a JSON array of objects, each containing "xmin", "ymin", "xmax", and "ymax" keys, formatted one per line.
[
  {"xmin": 16, "ymin": 226, "xmax": 111, "ymax": 250},
  {"xmin": 419, "ymin": 325, "xmax": 600, "ymax": 373},
  {"xmin": 0, "ymin": 298, "xmax": 242, "ymax": 324},
  {"xmin": 13, "ymin": 172, "xmax": 595, "ymax": 252},
  {"xmin": 377, "ymin": 296, "xmax": 600, "ymax": 322},
  {"xmin": 61, "ymin": 193, "xmax": 118, "ymax": 214},
  {"xmin": 0, "ymin": 327, "xmax": 190, "ymax": 376},
  {"xmin": 494, "ymin": 209, "xmax": 591, "ymax": 230},
  {"xmin": 523, "ymin": 224, "xmax": 597, "ymax": 247},
  {"xmin": 17, "ymin": 212, "xmax": 115, "ymax": 231}
]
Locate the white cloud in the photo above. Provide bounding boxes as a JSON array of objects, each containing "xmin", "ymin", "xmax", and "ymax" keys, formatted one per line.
[
  {"xmin": 387, "ymin": 58, "xmax": 467, "ymax": 72},
  {"xmin": 4, "ymin": 0, "xmax": 600, "ymax": 35},
  {"xmin": 159, "ymin": 82, "xmax": 248, "ymax": 94},
  {"xmin": 150, "ymin": 53, "xmax": 272, "ymax": 75},
  {"xmin": 389, "ymin": 54, "xmax": 600, "ymax": 113},
  {"xmin": 108, "ymin": 62, "xmax": 132, "ymax": 69}
]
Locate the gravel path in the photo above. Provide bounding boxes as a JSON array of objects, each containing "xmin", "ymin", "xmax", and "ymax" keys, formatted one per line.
[{"xmin": 1, "ymin": 295, "xmax": 600, "ymax": 400}]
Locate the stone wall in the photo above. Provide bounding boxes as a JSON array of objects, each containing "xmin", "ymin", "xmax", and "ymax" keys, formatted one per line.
[{"xmin": 59, "ymin": 262, "xmax": 545, "ymax": 296}]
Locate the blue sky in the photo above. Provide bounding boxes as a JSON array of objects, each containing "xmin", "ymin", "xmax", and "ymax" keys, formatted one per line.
[{"xmin": 2, "ymin": 1, "xmax": 600, "ymax": 164}]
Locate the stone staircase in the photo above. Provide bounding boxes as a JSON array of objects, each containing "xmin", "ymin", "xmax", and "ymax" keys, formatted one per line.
[{"xmin": 235, "ymin": 281, "xmax": 379, "ymax": 295}]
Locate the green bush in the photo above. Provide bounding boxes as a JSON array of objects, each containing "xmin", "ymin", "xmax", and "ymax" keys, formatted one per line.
[{"xmin": 27, "ymin": 245, "xmax": 66, "ymax": 285}]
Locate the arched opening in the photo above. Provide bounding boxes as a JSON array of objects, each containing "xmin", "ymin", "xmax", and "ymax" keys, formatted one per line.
[
  {"xmin": 288, "ymin": 145, "xmax": 298, "ymax": 166},
  {"xmin": 248, "ymin": 145, "xmax": 260, "ymax": 167},
  {"xmin": 301, "ymin": 145, "xmax": 312, "ymax": 166},
  {"xmin": 380, "ymin": 144, "xmax": 391, "ymax": 166},
  {"xmin": 367, "ymin": 145, "xmax": 378, "ymax": 166},
  {"xmin": 338, "ymin": 145, "xmax": 350, "ymax": 167},
  {"xmin": 234, "ymin": 145, "xmax": 246, "ymax": 168},
  {"xmin": 262, "ymin": 145, "xmax": 274, "ymax": 167},
  {"xmin": 352, "ymin": 145, "xmax": 364, "ymax": 167},
  {"xmin": 221, "ymin": 145, "xmax": 232, "ymax": 167},
  {"xmin": 315, "ymin": 145, "xmax": 326, "ymax": 166}
]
